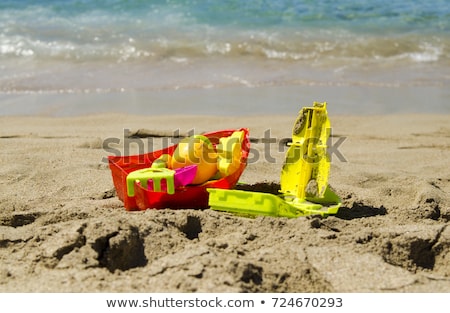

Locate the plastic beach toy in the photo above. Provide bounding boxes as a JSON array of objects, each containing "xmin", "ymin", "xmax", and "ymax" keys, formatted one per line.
[
  {"xmin": 207, "ymin": 102, "xmax": 342, "ymax": 218},
  {"xmin": 126, "ymin": 164, "xmax": 198, "ymax": 196},
  {"xmin": 108, "ymin": 128, "xmax": 250, "ymax": 211},
  {"xmin": 147, "ymin": 165, "xmax": 198, "ymax": 193},
  {"xmin": 171, "ymin": 165, "xmax": 198, "ymax": 187},
  {"xmin": 217, "ymin": 130, "xmax": 245, "ymax": 177},
  {"xmin": 127, "ymin": 168, "xmax": 176, "ymax": 196},
  {"xmin": 170, "ymin": 135, "xmax": 218, "ymax": 184}
]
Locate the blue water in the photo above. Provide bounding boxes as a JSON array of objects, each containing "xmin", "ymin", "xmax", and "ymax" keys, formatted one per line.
[{"xmin": 0, "ymin": 0, "xmax": 449, "ymax": 115}]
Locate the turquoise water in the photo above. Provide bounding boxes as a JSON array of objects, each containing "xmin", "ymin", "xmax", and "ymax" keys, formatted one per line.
[{"xmin": 0, "ymin": 0, "xmax": 449, "ymax": 115}]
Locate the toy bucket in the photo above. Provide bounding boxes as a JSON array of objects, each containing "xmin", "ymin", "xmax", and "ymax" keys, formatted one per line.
[{"xmin": 108, "ymin": 128, "xmax": 250, "ymax": 211}]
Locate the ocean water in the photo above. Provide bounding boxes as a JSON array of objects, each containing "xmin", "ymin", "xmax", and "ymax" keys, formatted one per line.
[{"xmin": 0, "ymin": 0, "xmax": 449, "ymax": 116}]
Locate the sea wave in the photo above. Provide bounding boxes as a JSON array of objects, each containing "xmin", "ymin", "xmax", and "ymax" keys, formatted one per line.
[
  {"xmin": 1, "ymin": 29, "xmax": 448, "ymax": 67},
  {"xmin": 1, "ymin": 0, "xmax": 449, "ymax": 66},
  {"xmin": 1, "ymin": 0, "xmax": 449, "ymax": 96}
]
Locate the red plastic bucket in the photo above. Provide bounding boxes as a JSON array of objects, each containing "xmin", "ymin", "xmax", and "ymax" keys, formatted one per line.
[{"xmin": 108, "ymin": 128, "xmax": 250, "ymax": 211}]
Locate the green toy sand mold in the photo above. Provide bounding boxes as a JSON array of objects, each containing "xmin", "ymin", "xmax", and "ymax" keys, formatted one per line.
[
  {"xmin": 208, "ymin": 102, "xmax": 342, "ymax": 218},
  {"xmin": 207, "ymin": 186, "xmax": 341, "ymax": 218}
]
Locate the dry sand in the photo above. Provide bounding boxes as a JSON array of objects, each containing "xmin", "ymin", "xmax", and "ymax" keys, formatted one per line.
[{"xmin": 1, "ymin": 113, "xmax": 450, "ymax": 292}]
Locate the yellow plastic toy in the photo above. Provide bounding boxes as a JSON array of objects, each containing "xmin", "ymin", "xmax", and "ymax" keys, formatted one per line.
[
  {"xmin": 171, "ymin": 134, "xmax": 218, "ymax": 185},
  {"xmin": 207, "ymin": 101, "xmax": 341, "ymax": 218},
  {"xmin": 280, "ymin": 101, "xmax": 331, "ymax": 201},
  {"xmin": 216, "ymin": 130, "xmax": 245, "ymax": 177}
]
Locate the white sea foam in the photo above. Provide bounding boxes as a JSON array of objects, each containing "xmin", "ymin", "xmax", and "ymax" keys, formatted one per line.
[{"xmin": 408, "ymin": 43, "xmax": 442, "ymax": 62}]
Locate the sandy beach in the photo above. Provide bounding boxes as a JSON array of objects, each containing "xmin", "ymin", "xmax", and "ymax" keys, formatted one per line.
[{"xmin": 1, "ymin": 112, "xmax": 449, "ymax": 292}]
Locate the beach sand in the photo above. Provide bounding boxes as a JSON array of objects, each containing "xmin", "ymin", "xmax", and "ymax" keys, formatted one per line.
[{"xmin": 1, "ymin": 112, "xmax": 450, "ymax": 292}]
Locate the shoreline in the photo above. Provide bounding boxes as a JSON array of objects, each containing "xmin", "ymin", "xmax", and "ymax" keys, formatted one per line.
[{"xmin": 1, "ymin": 83, "xmax": 450, "ymax": 118}]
